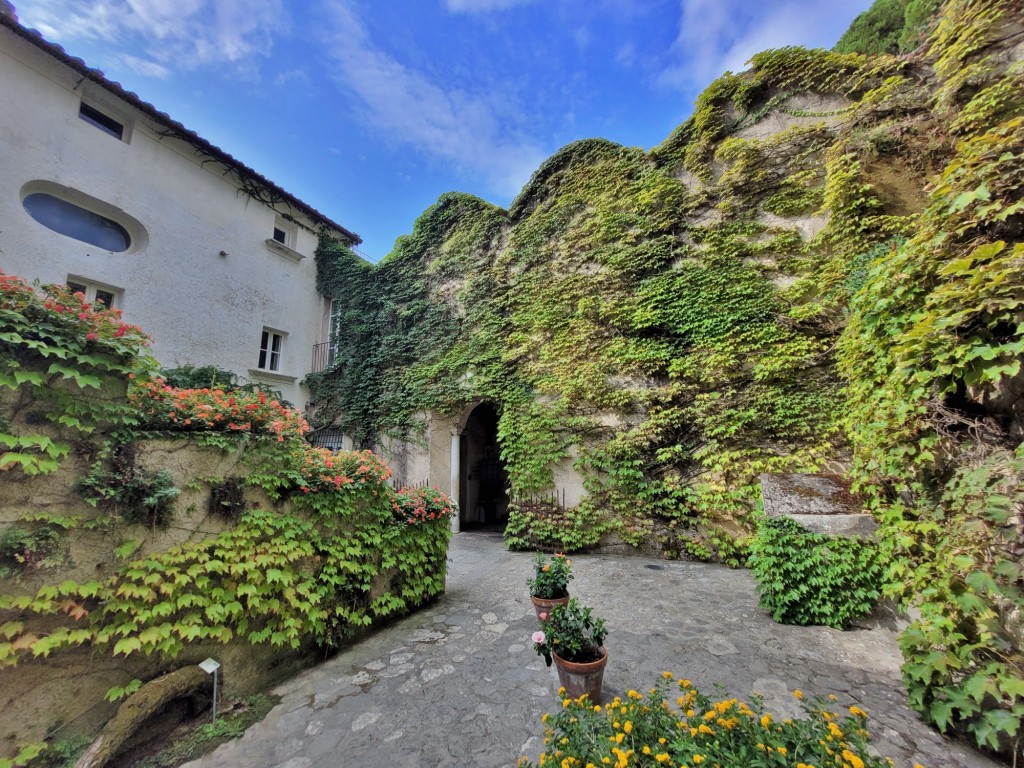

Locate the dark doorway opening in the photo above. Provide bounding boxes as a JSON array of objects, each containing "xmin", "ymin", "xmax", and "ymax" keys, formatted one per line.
[{"xmin": 459, "ymin": 402, "xmax": 509, "ymax": 531}]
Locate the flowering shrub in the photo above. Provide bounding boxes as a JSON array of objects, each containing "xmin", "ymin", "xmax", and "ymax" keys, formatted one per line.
[
  {"xmin": 0, "ymin": 272, "xmax": 150, "ymax": 355},
  {"xmin": 297, "ymin": 447, "xmax": 392, "ymax": 493},
  {"xmin": 522, "ymin": 675, "xmax": 902, "ymax": 768},
  {"xmin": 529, "ymin": 552, "xmax": 574, "ymax": 598},
  {"xmin": 533, "ymin": 597, "xmax": 606, "ymax": 666},
  {"xmin": 392, "ymin": 486, "xmax": 456, "ymax": 524},
  {"xmin": 1, "ymin": 273, "xmax": 153, "ymax": 476},
  {"xmin": 128, "ymin": 378, "xmax": 308, "ymax": 440}
]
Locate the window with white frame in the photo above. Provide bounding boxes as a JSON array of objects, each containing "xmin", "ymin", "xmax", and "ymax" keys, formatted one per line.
[
  {"xmin": 272, "ymin": 216, "xmax": 297, "ymax": 248},
  {"xmin": 258, "ymin": 329, "xmax": 284, "ymax": 372},
  {"xmin": 67, "ymin": 277, "xmax": 121, "ymax": 309}
]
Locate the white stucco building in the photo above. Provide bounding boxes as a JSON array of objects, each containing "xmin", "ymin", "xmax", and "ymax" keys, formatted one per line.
[{"xmin": 0, "ymin": 7, "xmax": 360, "ymax": 407}]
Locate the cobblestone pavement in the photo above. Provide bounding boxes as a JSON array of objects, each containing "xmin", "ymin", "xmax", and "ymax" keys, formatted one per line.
[{"xmin": 182, "ymin": 531, "xmax": 999, "ymax": 768}]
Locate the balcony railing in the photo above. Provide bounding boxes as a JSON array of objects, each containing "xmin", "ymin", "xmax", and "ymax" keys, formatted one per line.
[{"xmin": 311, "ymin": 342, "xmax": 337, "ymax": 374}]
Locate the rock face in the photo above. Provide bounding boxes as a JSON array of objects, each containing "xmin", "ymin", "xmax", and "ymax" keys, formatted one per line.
[{"xmin": 760, "ymin": 473, "xmax": 878, "ymax": 537}]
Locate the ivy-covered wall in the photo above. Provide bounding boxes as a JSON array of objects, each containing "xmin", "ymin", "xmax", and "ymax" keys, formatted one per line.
[
  {"xmin": 307, "ymin": 0, "xmax": 1023, "ymax": 757},
  {"xmin": 0, "ymin": 275, "xmax": 454, "ymax": 761}
]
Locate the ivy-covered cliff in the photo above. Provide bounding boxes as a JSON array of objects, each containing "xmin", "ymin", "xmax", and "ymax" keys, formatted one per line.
[{"xmin": 309, "ymin": 0, "xmax": 1022, "ymax": 757}]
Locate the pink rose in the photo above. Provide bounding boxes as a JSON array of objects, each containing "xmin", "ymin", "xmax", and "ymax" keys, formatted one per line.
[
  {"xmin": 532, "ymin": 631, "xmax": 545, "ymax": 644},
  {"xmin": 538, "ymin": 612, "xmax": 549, "ymax": 622}
]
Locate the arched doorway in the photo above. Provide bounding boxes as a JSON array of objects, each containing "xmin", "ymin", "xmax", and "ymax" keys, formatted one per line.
[{"xmin": 459, "ymin": 402, "xmax": 509, "ymax": 530}]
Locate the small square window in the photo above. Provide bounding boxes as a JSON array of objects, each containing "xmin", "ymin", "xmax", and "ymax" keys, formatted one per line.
[
  {"xmin": 258, "ymin": 329, "xmax": 284, "ymax": 372},
  {"xmin": 79, "ymin": 102, "xmax": 125, "ymax": 141},
  {"xmin": 272, "ymin": 217, "xmax": 298, "ymax": 249},
  {"xmin": 67, "ymin": 277, "xmax": 121, "ymax": 309}
]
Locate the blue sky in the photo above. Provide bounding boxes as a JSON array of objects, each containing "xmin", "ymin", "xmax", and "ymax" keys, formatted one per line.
[{"xmin": 13, "ymin": 0, "xmax": 872, "ymax": 262}]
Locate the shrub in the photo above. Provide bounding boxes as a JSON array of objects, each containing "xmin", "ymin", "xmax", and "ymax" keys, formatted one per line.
[
  {"xmin": 78, "ymin": 443, "xmax": 179, "ymax": 528},
  {"xmin": 521, "ymin": 674, "xmax": 900, "ymax": 768},
  {"xmin": 391, "ymin": 485, "xmax": 457, "ymax": 524},
  {"xmin": 532, "ymin": 597, "xmax": 606, "ymax": 666},
  {"xmin": 128, "ymin": 379, "xmax": 307, "ymax": 440},
  {"xmin": 528, "ymin": 552, "xmax": 573, "ymax": 599},
  {"xmin": 748, "ymin": 516, "xmax": 883, "ymax": 629}
]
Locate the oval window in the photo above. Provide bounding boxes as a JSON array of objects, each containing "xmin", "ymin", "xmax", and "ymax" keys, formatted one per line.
[{"xmin": 23, "ymin": 193, "xmax": 131, "ymax": 252}]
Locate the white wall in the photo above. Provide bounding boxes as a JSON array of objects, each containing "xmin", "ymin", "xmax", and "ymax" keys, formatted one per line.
[{"xmin": 0, "ymin": 31, "xmax": 342, "ymax": 407}]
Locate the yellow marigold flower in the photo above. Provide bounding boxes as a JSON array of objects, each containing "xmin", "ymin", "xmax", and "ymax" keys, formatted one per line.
[
  {"xmin": 627, "ymin": 690, "xmax": 642, "ymax": 700},
  {"xmin": 542, "ymin": 713, "xmax": 550, "ymax": 723},
  {"xmin": 693, "ymin": 756, "xmax": 705, "ymax": 764},
  {"xmin": 624, "ymin": 721, "xmax": 633, "ymax": 734},
  {"xmin": 602, "ymin": 759, "xmax": 610, "ymax": 766},
  {"xmin": 760, "ymin": 713, "xmax": 772, "ymax": 728},
  {"xmin": 777, "ymin": 747, "xmax": 787, "ymax": 756},
  {"xmin": 518, "ymin": 757, "xmax": 529, "ymax": 767},
  {"xmin": 698, "ymin": 724, "xmax": 714, "ymax": 735},
  {"xmin": 614, "ymin": 732, "xmax": 625, "ymax": 744},
  {"xmin": 703, "ymin": 710, "xmax": 716, "ymax": 721},
  {"xmin": 658, "ymin": 737, "xmax": 667, "ymax": 745},
  {"xmin": 561, "ymin": 738, "xmax": 569, "ymax": 745},
  {"xmin": 829, "ymin": 694, "xmax": 838, "ymax": 701},
  {"xmin": 611, "ymin": 697, "xmax": 622, "ymax": 707},
  {"xmin": 793, "ymin": 689, "xmax": 804, "ymax": 699},
  {"xmin": 686, "ymin": 709, "xmax": 695, "ymax": 718},
  {"xmin": 841, "ymin": 749, "xmax": 865, "ymax": 768},
  {"xmin": 849, "ymin": 706, "xmax": 868, "ymax": 718},
  {"xmin": 655, "ymin": 754, "xmax": 670, "ymax": 764},
  {"xmin": 620, "ymin": 707, "xmax": 628, "ymax": 715},
  {"xmin": 642, "ymin": 746, "xmax": 652, "ymax": 755},
  {"xmin": 690, "ymin": 728, "xmax": 698, "ymax": 737},
  {"xmin": 681, "ymin": 679, "xmax": 692, "ymax": 688},
  {"xmin": 828, "ymin": 722, "xmax": 844, "ymax": 738},
  {"xmin": 543, "ymin": 565, "xmax": 551, "ymax": 572},
  {"xmin": 613, "ymin": 721, "xmax": 620, "ymax": 729},
  {"xmin": 662, "ymin": 671, "xmax": 674, "ymax": 680},
  {"xmin": 558, "ymin": 687, "xmax": 567, "ymax": 696},
  {"xmin": 563, "ymin": 699, "xmax": 571, "ymax": 708},
  {"xmin": 593, "ymin": 705, "xmax": 602, "ymax": 713},
  {"xmin": 586, "ymin": 764, "xmax": 597, "ymax": 768}
]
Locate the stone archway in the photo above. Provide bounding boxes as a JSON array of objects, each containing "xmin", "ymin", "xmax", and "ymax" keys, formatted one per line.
[{"xmin": 458, "ymin": 402, "xmax": 509, "ymax": 530}]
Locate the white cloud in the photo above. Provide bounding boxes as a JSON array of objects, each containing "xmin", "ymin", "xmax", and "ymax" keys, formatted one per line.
[
  {"xmin": 658, "ymin": 0, "xmax": 870, "ymax": 91},
  {"xmin": 15, "ymin": 0, "xmax": 285, "ymax": 73},
  {"xmin": 321, "ymin": 1, "xmax": 545, "ymax": 198},
  {"xmin": 445, "ymin": 0, "xmax": 536, "ymax": 13},
  {"xmin": 113, "ymin": 53, "xmax": 171, "ymax": 79}
]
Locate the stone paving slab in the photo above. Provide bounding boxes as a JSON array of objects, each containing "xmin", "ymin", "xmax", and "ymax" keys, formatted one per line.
[{"xmin": 182, "ymin": 532, "xmax": 999, "ymax": 768}]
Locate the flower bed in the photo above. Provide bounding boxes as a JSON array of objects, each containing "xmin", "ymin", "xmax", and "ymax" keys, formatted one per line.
[{"xmin": 522, "ymin": 674, "xmax": 902, "ymax": 768}]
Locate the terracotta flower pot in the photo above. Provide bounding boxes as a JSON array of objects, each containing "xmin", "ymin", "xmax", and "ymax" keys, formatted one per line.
[
  {"xmin": 552, "ymin": 646, "xmax": 608, "ymax": 704},
  {"xmin": 531, "ymin": 593, "xmax": 569, "ymax": 621}
]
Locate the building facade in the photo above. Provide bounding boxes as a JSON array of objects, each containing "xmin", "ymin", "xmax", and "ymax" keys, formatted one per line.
[{"xmin": 0, "ymin": 9, "xmax": 359, "ymax": 407}]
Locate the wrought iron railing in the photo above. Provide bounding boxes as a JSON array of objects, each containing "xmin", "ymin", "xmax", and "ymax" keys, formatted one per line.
[{"xmin": 311, "ymin": 342, "xmax": 336, "ymax": 374}]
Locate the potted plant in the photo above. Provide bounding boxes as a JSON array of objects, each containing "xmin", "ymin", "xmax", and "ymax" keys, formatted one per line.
[
  {"xmin": 527, "ymin": 552, "xmax": 573, "ymax": 621},
  {"xmin": 532, "ymin": 597, "xmax": 608, "ymax": 703}
]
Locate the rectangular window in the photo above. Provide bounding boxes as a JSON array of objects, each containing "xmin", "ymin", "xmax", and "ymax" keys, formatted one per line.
[
  {"xmin": 273, "ymin": 227, "xmax": 287, "ymax": 244},
  {"xmin": 67, "ymin": 277, "xmax": 121, "ymax": 309},
  {"xmin": 327, "ymin": 299, "xmax": 340, "ymax": 365},
  {"xmin": 79, "ymin": 102, "xmax": 125, "ymax": 140},
  {"xmin": 258, "ymin": 329, "xmax": 284, "ymax": 372}
]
